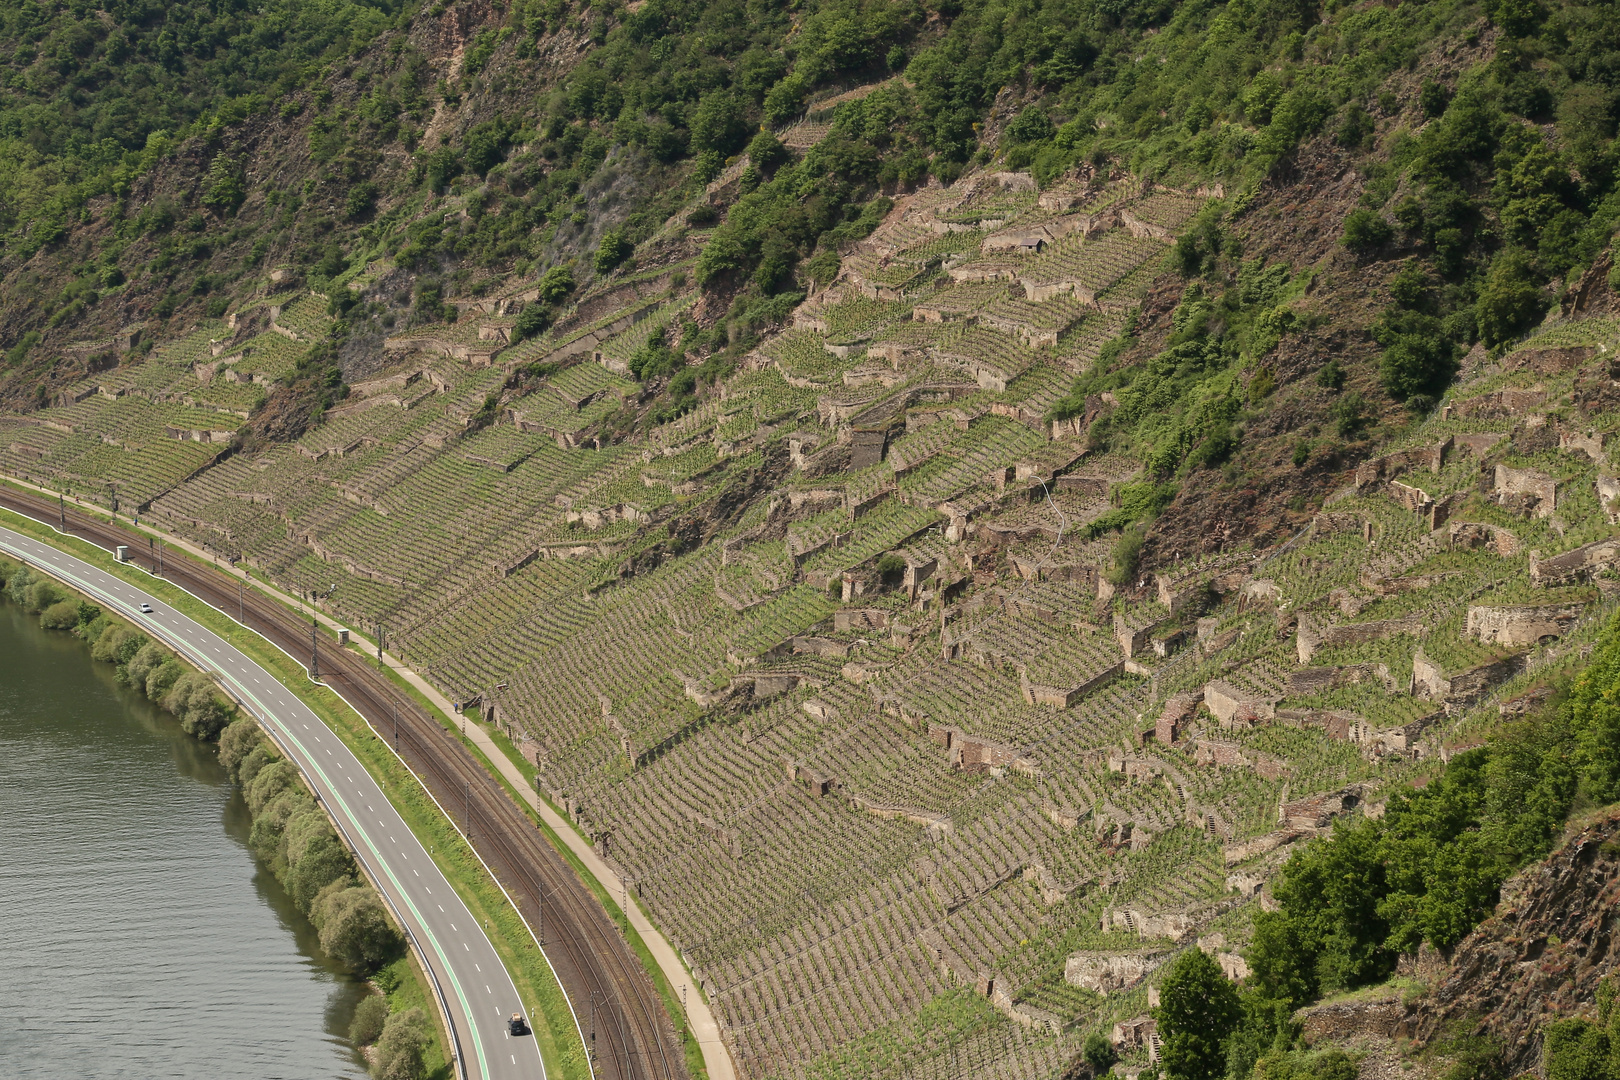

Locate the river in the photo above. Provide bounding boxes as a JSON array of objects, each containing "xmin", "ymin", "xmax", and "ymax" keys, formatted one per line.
[{"xmin": 0, "ymin": 598, "xmax": 371, "ymax": 1078}]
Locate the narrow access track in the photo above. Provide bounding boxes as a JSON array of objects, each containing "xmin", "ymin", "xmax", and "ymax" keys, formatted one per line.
[
  {"xmin": 0, "ymin": 522, "xmax": 543, "ymax": 1080},
  {"xmin": 0, "ymin": 489, "xmax": 683, "ymax": 1080}
]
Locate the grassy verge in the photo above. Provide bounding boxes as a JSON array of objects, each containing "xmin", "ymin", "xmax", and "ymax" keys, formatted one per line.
[{"xmin": 0, "ymin": 504, "xmax": 589, "ymax": 1080}]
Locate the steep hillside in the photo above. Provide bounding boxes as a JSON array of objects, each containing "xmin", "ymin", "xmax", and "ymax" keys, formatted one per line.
[{"xmin": 7, "ymin": 0, "xmax": 1620, "ymax": 1079}]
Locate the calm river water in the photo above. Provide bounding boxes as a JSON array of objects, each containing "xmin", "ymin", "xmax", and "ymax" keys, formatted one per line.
[{"xmin": 0, "ymin": 598, "xmax": 370, "ymax": 1078}]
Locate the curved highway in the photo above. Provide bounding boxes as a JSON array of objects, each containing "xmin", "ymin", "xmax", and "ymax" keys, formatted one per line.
[{"xmin": 0, "ymin": 522, "xmax": 546, "ymax": 1080}]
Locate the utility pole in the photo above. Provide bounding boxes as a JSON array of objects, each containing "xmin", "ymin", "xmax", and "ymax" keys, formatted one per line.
[
  {"xmin": 311, "ymin": 613, "xmax": 320, "ymax": 682},
  {"xmin": 158, "ymin": 541, "xmax": 163, "ymax": 576},
  {"xmin": 392, "ymin": 699, "xmax": 398, "ymax": 750},
  {"xmin": 376, "ymin": 620, "xmax": 384, "ymax": 661},
  {"xmin": 239, "ymin": 576, "xmax": 244, "ymax": 621},
  {"xmin": 464, "ymin": 782, "xmax": 471, "ymax": 842},
  {"xmin": 58, "ymin": 491, "xmax": 64, "ymax": 530}
]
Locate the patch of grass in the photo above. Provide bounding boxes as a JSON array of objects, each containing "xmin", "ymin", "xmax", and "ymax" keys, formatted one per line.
[{"xmin": 0, "ymin": 499, "xmax": 589, "ymax": 1080}]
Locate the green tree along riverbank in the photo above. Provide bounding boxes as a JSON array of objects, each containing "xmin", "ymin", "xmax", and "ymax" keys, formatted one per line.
[
  {"xmin": 0, "ymin": 501, "xmax": 588, "ymax": 1080},
  {"xmin": 0, "ymin": 554, "xmax": 446, "ymax": 1080}
]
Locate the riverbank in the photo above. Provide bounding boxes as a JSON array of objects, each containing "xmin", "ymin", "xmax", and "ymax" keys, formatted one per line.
[
  {"xmin": 4, "ymin": 473, "xmax": 708, "ymax": 1080},
  {"xmin": 0, "ymin": 598, "xmax": 373, "ymax": 1078},
  {"xmin": 0, "ymin": 556, "xmax": 453, "ymax": 1079},
  {"xmin": 0, "ymin": 504, "xmax": 588, "ymax": 1080}
]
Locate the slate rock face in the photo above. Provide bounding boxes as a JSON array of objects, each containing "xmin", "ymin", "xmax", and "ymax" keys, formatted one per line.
[{"xmin": 1402, "ymin": 810, "xmax": 1620, "ymax": 1076}]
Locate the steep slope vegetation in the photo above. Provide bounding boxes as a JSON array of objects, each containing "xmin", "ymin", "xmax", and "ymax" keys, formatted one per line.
[{"xmin": 7, "ymin": 1, "xmax": 1620, "ymax": 1079}]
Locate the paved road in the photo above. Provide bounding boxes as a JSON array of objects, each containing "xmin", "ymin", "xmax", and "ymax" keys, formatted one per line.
[{"xmin": 0, "ymin": 523, "xmax": 547, "ymax": 1080}]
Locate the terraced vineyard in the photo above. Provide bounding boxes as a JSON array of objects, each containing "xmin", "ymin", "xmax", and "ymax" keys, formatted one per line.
[{"xmin": 9, "ymin": 164, "xmax": 1620, "ymax": 1080}]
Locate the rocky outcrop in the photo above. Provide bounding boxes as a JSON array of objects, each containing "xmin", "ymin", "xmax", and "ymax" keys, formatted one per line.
[
  {"xmin": 1466, "ymin": 602, "xmax": 1589, "ymax": 647},
  {"xmin": 1494, "ymin": 464, "xmax": 1559, "ymax": 519},
  {"xmin": 1531, "ymin": 539, "xmax": 1620, "ymax": 587},
  {"xmin": 1063, "ymin": 951, "xmax": 1163, "ymax": 995},
  {"xmin": 1404, "ymin": 810, "xmax": 1620, "ymax": 1076}
]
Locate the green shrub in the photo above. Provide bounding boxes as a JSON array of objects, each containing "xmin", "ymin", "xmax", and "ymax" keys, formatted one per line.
[
  {"xmin": 145, "ymin": 658, "xmax": 185, "ymax": 703},
  {"xmin": 747, "ymin": 130, "xmax": 789, "ymax": 173},
  {"xmin": 1106, "ymin": 524, "xmax": 1146, "ymax": 587},
  {"xmin": 511, "ymin": 303, "xmax": 550, "ymax": 344},
  {"xmin": 350, "ymin": 993, "xmax": 389, "ymax": 1047},
  {"xmin": 1477, "ymin": 248, "xmax": 1550, "ymax": 347},
  {"xmin": 1254, "ymin": 1048, "xmax": 1361, "ymax": 1080},
  {"xmin": 1155, "ymin": 948, "xmax": 1241, "ymax": 1080},
  {"xmin": 246, "ymin": 757, "xmax": 299, "ymax": 816},
  {"xmin": 313, "ymin": 881, "xmax": 404, "ymax": 975},
  {"xmin": 1420, "ymin": 80, "xmax": 1452, "ymax": 119},
  {"xmin": 1544, "ymin": 1017, "xmax": 1608, "ymax": 1080},
  {"xmin": 373, "ymin": 1006, "xmax": 431, "ymax": 1080},
  {"xmin": 1249, "ymin": 685, "xmax": 1581, "ymax": 1006},
  {"xmin": 344, "ymin": 182, "xmax": 378, "ymax": 222},
  {"xmin": 288, "ymin": 828, "xmax": 356, "ymax": 910},
  {"xmin": 629, "ymin": 330, "xmax": 680, "ymax": 381},
  {"xmin": 3, "ymin": 564, "xmax": 34, "ymax": 603},
  {"xmin": 1335, "ymin": 103, "xmax": 1374, "ymax": 150},
  {"xmin": 200, "ymin": 155, "xmax": 246, "ymax": 217},
  {"xmin": 1388, "ymin": 260, "xmax": 1430, "ymax": 309},
  {"xmin": 238, "ymin": 742, "xmax": 279, "ymax": 788},
  {"xmin": 91, "ymin": 623, "xmax": 148, "ymax": 666},
  {"xmin": 39, "ymin": 599, "xmax": 82, "ymax": 630},
  {"xmin": 218, "ymin": 718, "xmax": 265, "ymax": 781},
  {"xmin": 1082, "ymin": 1031, "xmax": 1117, "ymax": 1074},
  {"xmin": 1316, "ymin": 358, "xmax": 1345, "ymax": 390},
  {"xmin": 1340, "ymin": 209, "xmax": 1393, "ymax": 255},
  {"xmin": 163, "ymin": 671, "xmax": 229, "ymax": 739},
  {"xmin": 537, "ymin": 264, "xmax": 575, "ymax": 304},
  {"xmin": 5, "ymin": 331, "xmax": 41, "ymax": 368},
  {"xmin": 803, "ymin": 248, "xmax": 841, "ymax": 290},
  {"xmin": 21, "ymin": 578, "xmax": 63, "ymax": 613},
  {"xmin": 594, "ymin": 230, "xmax": 631, "ymax": 274},
  {"xmin": 1376, "ymin": 310, "xmax": 1456, "ymax": 402},
  {"xmin": 125, "ymin": 641, "xmax": 170, "ymax": 691},
  {"xmin": 1005, "ymin": 105, "xmax": 1054, "ymax": 144},
  {"xmin": 1331, "ymin": 391, "xmax": 1368, "ymax": 438}
]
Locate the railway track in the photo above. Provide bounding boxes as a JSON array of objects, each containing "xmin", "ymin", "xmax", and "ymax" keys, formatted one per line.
[{"xmin": 0, "ymin": 486, "xmax": 683, "ymax": 1080}]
